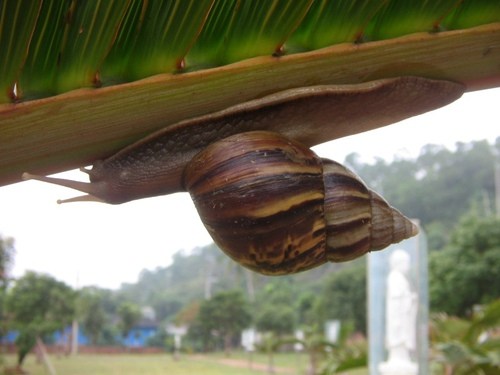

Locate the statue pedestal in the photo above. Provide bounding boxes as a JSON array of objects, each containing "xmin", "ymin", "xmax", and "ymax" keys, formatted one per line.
[{"xmin": 379, "ymin": 359, "xmax": 418, "ymax": 375}]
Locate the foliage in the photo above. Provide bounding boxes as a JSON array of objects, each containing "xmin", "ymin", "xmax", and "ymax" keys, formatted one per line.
[
  {"xmin": 254, "ymin": 332, "xmax": 283, "ymax": 374},
  {"xmin": 255, "ymin": 304, "xmax": 296, "ymax": 336},
  {"xmin": 274, "ymin": 320, "xmax": 368, "ymax": 375},
  {"xmin": 316, "ymin": 260, "xmax": 367, "ymax": 334},
  {"xmin": 295, "ymin": 329, "xmax": 336, "ymax": 375},
  {"xmin": 430, "ymin": 299, "xmax": 500, "ymax": 375},
  {"xmin": 6, "ymin": 271, "xmax": 75, "ymax": 332},
  {"xmin": 348, "ymin": 139, "xmax": 499, "ymax": 250},
  {"xmin": 117, "ymin": 301, "xmax": 142, "ymax": 339},
  {"xmin": 274, "ymin": 325, "xmax": 337, "ymax": 375},
  {"xmin": 73, "ymin": 285, "xmax": 125, "ymax": 346},
  {"xmin": 192, "ymin": 290, "xmax": 252, "ymax": 354},
  {"xmin": 76, "ymin": 287, "xmax": 109, "ymax": 345},
  {"xmin": 6, "ymin": 271, "xmax": 75, "ymax": 366},
  {"xmin": 254, "ymin": 279, "xmax": 298, "ymax": 336},
  {"xmin": 0, "ymin": 234, "xmax": 15, "ymax": 345},
  {"xmin": 118, "ymin": 245, "xmax": 234, "ymax": 322},
  {"xmin": 186, "ymin": 316, "xmax": 216, "ymax": 353},
  {"xmin": 3, "ymin": 1, "xmax": 497, "ymax": 102},
  {"xmin": 118, "ymin": 244, "xmax": 330, "ymax": 324},
  {"xmin": 13, "ymin": 329, "xmax": 36, "ymax": 369},
  {"xmin": 145, "ymin": 329, "xmax": 169, "ymax": 349},
  {"xmin": 320, "ymin": 336, "xmax": 368, "ymax": 375},
  {"xmin": 296, "ymin": 290, "xmax": 320, "ymax": 326},
  {"xmin": 0, "ymin": 235, "xmax": 15, "ymax": 282},
  {"xmin": 429, "ymin": 215, "xmax": 500, "ymax": 316},
  {"xmin": 174, "ymin": 300, "xmax": 201, "ymax": 327}
]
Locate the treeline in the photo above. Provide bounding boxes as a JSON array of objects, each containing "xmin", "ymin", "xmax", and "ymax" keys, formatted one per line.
[
  {"xmin": 346, "ymin": 138, "xmax": 500, "ymax": 249},
  {"xmin": 1, "ymin": 138, "xmax": 499, "ymax": 358}
]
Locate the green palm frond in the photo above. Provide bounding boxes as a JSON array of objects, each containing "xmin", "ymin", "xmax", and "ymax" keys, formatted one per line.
[
  {"xmin": 0, "ymin": 1, "xmax": 499, "ymax": 186},
  {"xmin": 465, "ymin": 300, "xmax": 500, "ymax": 344},
  {"xmin": 2, "ymin": 0, "xmax": 499, "ymax": 100},
  {"xmin": 431, "ymin": 301, "xmax": 500, "ymax": 374}
]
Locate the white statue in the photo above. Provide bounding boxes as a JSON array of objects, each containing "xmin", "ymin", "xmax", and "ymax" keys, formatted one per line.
[{"xmin": 379, "ymin": 249, "xmax": 418, "ymax": 375}]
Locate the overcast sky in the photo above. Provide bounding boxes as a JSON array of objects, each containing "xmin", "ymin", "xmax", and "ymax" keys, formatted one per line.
[{"xmin": 1, "ymin": 87, "xmax": 498, "ymax": 290}]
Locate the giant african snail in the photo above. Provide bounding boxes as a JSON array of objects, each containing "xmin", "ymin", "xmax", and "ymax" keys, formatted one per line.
[{"xmin": 23, "ymin": 77, "xmax": 464, "ymax": 275}]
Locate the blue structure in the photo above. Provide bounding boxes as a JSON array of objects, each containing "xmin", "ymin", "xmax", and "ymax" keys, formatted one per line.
[
  {"xmin": 1, "ymin": 330, "xmax": 18, "ymax": 344},
  {"xmin": 52, "ymin": 325, "xmax": 90, "ymax": 346},
  {"xmin": 121, "ymin": 320, "xmax": 159, "ymax": 347},
  {"xmin": 2, "ymin": 319, "xmax": 159, "ymax": 348}
]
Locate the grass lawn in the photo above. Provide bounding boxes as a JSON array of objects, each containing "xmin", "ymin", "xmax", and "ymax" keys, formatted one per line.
[
  {"xmin": 2, "ymin": 352, "xmax": 369, "ymax": 375},
  {"xmin": 211, "ymin": 351, "xmax": 368, "ymax": 374},
  {"xmin": 3, "ymin": 353, "xmax": 260, "ymax": 375}
]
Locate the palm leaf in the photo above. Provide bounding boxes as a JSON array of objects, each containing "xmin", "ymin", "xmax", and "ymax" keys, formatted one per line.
[
  {"xmin": 0, "ymin": 1, "xmax": 499, "ymax": 186},
  {"xmin": 465, "ymin": 299, "xmax": 500, "ymax": 345},
  {"xmin": 431, "ymin": 301, "xmax": 500, "ymax": 374}
]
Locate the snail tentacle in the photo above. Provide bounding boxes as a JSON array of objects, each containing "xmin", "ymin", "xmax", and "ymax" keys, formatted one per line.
[{"xmin": 22, "ymin": 172, "xmax": 105, "ymax": 203}]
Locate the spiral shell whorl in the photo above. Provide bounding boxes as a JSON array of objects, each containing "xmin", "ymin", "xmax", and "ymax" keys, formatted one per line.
[
  {"xmin": 184, "ymin": 131, "xmax": 328, "ymax": 275},
  {"xmin": 322, "ymin": 160, "xmax": 418, "ymax": 261},
  {"xmin": 185, "ymin": 131, "xmax": 418, "ymax": 275}
]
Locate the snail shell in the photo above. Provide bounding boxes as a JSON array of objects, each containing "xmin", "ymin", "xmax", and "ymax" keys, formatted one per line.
[{"xmin": 184, "ymin": 131, "xmax": 417, "ymax": 275}]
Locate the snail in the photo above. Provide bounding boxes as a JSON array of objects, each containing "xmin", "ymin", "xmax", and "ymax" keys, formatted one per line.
[{"xmin": 22, "ymin": 76, "xmax": 464, "ymax": 275}]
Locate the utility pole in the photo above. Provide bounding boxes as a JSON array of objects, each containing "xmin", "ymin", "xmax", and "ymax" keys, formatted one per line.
[
  {"xmin": 244, "ymin": 269, "xmax": 255, "ymax": 302},
  {"xmin": 204, "ymin": 253, "xmax": 216, "ymax": 299},
  {"xmin": 495, "ymin": 161, "xmax": 500, "ymax": 217},
  {"xmin": 71, "ymin": 271, "xmax": 79, "ymax": 355}
]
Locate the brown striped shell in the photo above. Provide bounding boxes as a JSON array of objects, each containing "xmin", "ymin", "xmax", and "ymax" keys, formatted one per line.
[{"xmin": 184, "ymin": 131, "xmax": 418, "ymax": 275}]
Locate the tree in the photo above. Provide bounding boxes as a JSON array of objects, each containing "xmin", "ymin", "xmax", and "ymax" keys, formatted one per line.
[
  {"xmin": 76, "ymin": 287, "xmax": 108, "ymax": 345},
  {"xmin": 350, "ymin": 140, "xmax": 498, "ymax": 250},
  {"xmin": 255, "ymin": 304, "xmax": 296, "ymax": 337},
  {"xmin": 174, "ymin": 300, "xmax": 201, "ymax": 327},
  {"xmin": 195, "ymin": 290, "xmax": 251, "ymax": 354},
  {"xmin": 0, "ymin": 235, "xmax": 15, "ymax": 367},
  {"xmin": 254, "ymin": 278, "xmax": 297, "ymax": 335},
  {"xmin": 429, "ymin": 215, "xmax": 500, "ymax": 316},
  {"xmin": 117, "ymin": 301, "xmax": 142, "ymax": 339},
  {"xmin": 0, "ymin": 235, "xmax": 15, "ymax": 283},
  {"xmin": 6, "ymin": 271, "xmax": 75, "ymax": 368},
  {"xmin": 296, "ymin": 291, "xmax": 320, "ymax": 327},
  {"xmin": 0, "ymin": 235, "xmax": 15, "ymax": 325},
  {"xmin": 316, "ymin": 261, "xmax": 367, "ymax": 334},
  {"xmin": 254, "ymin": 305, "xmax": 296, "ymax": 374}
]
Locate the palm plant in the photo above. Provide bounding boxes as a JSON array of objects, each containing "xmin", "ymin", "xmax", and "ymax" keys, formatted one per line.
[
  {"xmin": 0, "ymin": 1, "xmax": 499, "ymax": 186},
  {"xmin": 430, "ymin": 299, "xmax": 500, "ymax": 375}
]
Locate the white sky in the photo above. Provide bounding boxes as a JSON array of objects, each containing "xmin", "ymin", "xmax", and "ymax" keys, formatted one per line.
[{"xmin": 1, "ymin": 87, "xmax": 499, "ymax": 290}]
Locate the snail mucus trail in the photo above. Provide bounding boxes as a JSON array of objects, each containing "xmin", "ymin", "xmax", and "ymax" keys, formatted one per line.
[{"xmin": 23, "ymin": 77, "xmax": 465, "ymax": 275}]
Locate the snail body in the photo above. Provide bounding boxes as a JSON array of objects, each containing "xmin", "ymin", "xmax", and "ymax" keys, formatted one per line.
[
  {"xmin": 21, "ymin": 76, "xmax": 463, "ymax": 274},
  {"xmin": 23, "ymin": 77, "xmax": 463, "ymax": 204}
]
